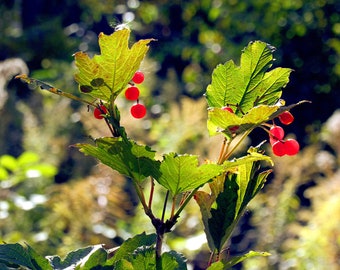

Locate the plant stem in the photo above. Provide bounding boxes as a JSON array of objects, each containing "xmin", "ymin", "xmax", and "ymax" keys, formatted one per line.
[
  {"xmin": 161, "ymin": 190, "xmax": 169, "ymax": 222},
  {"xmin": 170, "ymin": 195, "xmax": 176, "ymax": 219},
  {"xmin": 222, "ymin": 129, "xmax": 252, "ymax": 161},
  {"xmin": 155, "ymin": 231, "xmax": 163, "ymax": 270},
  {"xmin": 148, "ymin": 177, "xmax": 155, "ymax": 209},
  {"xmin": 171, "ymin": 188, "xmax": 198, "ymax": 223}
]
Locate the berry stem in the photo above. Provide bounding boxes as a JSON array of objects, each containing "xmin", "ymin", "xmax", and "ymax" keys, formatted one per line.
[
  {"xmin": 161, "ymin": 191, "xmax": 170, "ymax": 223},
  {"xmin": 221, "ymin": 129, "xmax": 253, "ymax": 161},
  {"xmin": 148, "ymin": 177, "xmax": 155, "ymax": 209}
]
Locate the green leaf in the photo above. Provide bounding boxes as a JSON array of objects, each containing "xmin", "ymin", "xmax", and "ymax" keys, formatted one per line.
[
  {"xmin": 74, "ymin": 28, "xmax": 154, "ymax": 101},
  {"xmin": 76, "ymin": 137, "xmax": 161, "ymax": 182},
  {"xmin": 208, "ymin": 100, "xmax": 311, "ymax": 138},
  {"xmin": 207, "ymin": 250, "xmax": 270, "ymax": 269},
  {"xmin": 47, "ymin": 245, "xmax": 105, "ymax": 269},
  {"xmin": 76, "ymin": 246, "xmax": 108, "ymax": 269},
  {"xmin": 115, "ymin": 259, "xmax": 134, "ymax": 269},
  {"xmin": 162, "ymin": 250, "xmax": 187, "ymax": 270},
  {"xmin": 0, "ymin": 243, "xmax": 36, "ymax": 269},
  {"xmin": 194, "ymin": 149, "xmax": 272, "ymax": 251},
  {"xmin": 207, "ymin": 104, "xmax": 280, "ymax": 137},
  {"xmin": 26, "ymin": 244, "xmax": 53, "ymax": 270},
  {"xmin": 195, "ymin": 148, "xmax": 272, "ymax": 252},
  {"xmin": 115, "ymin": 246, "xmax": 155, "ymax": 270},
  {"xmin": 210, "ymin": 165, "xmax": 271, "ymax": 252},
  {"xmin": 206, "ymin": 41, "xmax": 292, "ymax": 115},
  {"xmin": 114, "ymin": 248, "xmax": 187, "ymax": 270},
  {"xmin": 156, "ymin": 153, "xmax": 223, "ymax": 196},
  {"xmin": 107, "ymin": 233, "xmax": 156, "ymax": 265},
  {"xmin": 130, "ymin": 246, "xmax": 156, "ymax": 270}
]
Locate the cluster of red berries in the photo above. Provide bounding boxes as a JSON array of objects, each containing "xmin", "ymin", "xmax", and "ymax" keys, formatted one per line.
[
  {"xmin": 269, "ymin": 111, "xmax": 300, "ymax": 156},
  {"xmin": 125, "ymin": 71, "xmax": 147, "ymax": 119},
  {"xmin": 222, "ymin": 106, "xmax": 300, "ymax": 157},
  {"xmin": 93, "ymin": 71, "xmax": 147, "ymax": 120}
]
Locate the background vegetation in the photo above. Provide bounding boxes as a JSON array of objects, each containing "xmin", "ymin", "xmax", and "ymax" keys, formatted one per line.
[{"xmin": 0, "ymin": 0, "xmax": 339, "ymax": 269}]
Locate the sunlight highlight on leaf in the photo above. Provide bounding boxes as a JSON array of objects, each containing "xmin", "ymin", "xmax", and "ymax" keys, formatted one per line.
[{"xmin": 74, "ymin": 29, "xmax": 155, "ymax": 101}]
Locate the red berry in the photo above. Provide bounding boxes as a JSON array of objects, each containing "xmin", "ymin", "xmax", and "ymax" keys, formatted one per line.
[
  {"xmin": 229, "ymin": 125, "xmax": 239, "ymax": 133},
  {"xmin": 130, "ymin": 103, "xmax": 146, "ymax": 119},
  {"xmin": 93, "ymin": 105, "xmax": 108, "ymax": 119},
  {"xmin": 278, "ymin": 111, "xmax": 294, "ymax": 125},
  {"xmin": 269, "ymin": 125, "xmax": 285, "ymax": 144},
  {"xmin": 285, "ymin": 139, "xmax": 300, "ymax": 156},
  {"xmin": 272, "ymin": 141, "xmax": 286, "ymax": 157},
  {"xmin": 222, "ymin": 106, "xmax": 238, "ymax": 133},
  {"xmin": 132, "ymin": 71, "xmax": 145, "ymax": 84},
  {"xmin": 125, "ymin": 86, "xmax": 140, "ymax": 100},
  {"xmin": 222, "ymin": 106, "xmax": 234, "ymax": 113}
]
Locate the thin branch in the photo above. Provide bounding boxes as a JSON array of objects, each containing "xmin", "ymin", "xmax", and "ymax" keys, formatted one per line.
[
  {"xmin": 170, "ymin": 195, "xmax": 177, "ymax": 219},
  {"xmin": 221, "ymin": 129, "xmax": 252, "ymax": 161},
  {"xmin": 171, "ymin": 188, "xmax": 198, "ymax": 224},
  {"xmin": 161, "ymin": 190, "xmax": 169, "ymax": 223},
  {"xmin": 148, "ymin": 177, "xmax": 155, "ymax": 209}
]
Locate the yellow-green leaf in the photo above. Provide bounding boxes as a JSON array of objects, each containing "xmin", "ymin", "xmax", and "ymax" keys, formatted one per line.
[{"xmin": 74, "ymin": 28, "xmax": 155, "ymax": 101}]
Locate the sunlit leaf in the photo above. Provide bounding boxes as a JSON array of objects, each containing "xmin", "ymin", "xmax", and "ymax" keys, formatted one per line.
[
  {"xmin": 207, "ymin": 104, "xmax": 280, "ymax": 137},
  {"xmin": 162, "ymin": 250, "xmax": 187, "ymax": 270},
  {"xmin": 115, "ymin": 246, "xmax": 156, "ymax": 270},
  {"xmin": 207, "ymin": 251, "xmax": 270, "ymax": 269},
  {"xmin": 156, "ymin": 153, "xmax": 223, "ymax": 196},
  {"xmin": 74, "ymin": 28, "xmax": 155, "ymax": 101},
  {"xmin": 206, "ymin": 41, "xmax": 292, "ymax": 115},
  {"xmin": 108, "ymin": 233, "xmax": 156, "ymax": 264}
]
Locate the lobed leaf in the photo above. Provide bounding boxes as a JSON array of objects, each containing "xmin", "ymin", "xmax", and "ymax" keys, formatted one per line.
[
  {"xmin": 207, "ymin": 104, "xmax": 280, "ymax": 137},
  {"xmin": 108, "ymin": 233, "xmax": 157, "ymax": 265},
  {"xmin": 76, "ymin": 137, "xmax": 161, "ymax": 182},
  {"xmin": 0, "ymin": 243, "xmax": 36, "ymax": 269},
  {"xmin": 74, "ymin": 28, "xmax": 154, "ymax": 101},
  {"xmin": 206, "ymin": 41, "xmax": 291, "ymax": 116},
  {"xmin": 47, "ymin": 245, "xmax": 105, "ymax": 269},
  {"xmin": 156, "ymin": 153, "xmax": 223, "ymax": 196}
]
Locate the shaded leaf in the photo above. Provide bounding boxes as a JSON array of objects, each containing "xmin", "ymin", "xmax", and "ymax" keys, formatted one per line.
[
  {"xmin": 76, "ymin": 137, "xmax": 161, "ymax": 182},
  {"xmin": 0, "ymin": 243, "xmax": 36, "ymax": 269},
  {"xmin": 26, "ymin": 244, "xmax": 53, "ymax": 270},
  {"xmin": 47, "ymin": 245, "xmax": 105, "ymax": 269},
  {"xmin": 195, "ymin": 148, "xmax": 271, "ymax": 252}
]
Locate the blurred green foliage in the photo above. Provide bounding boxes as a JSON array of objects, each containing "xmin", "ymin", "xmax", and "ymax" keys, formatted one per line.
[{"xmin": 0, "ymin": 0, "xmax": 339, "ymax": 269}]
